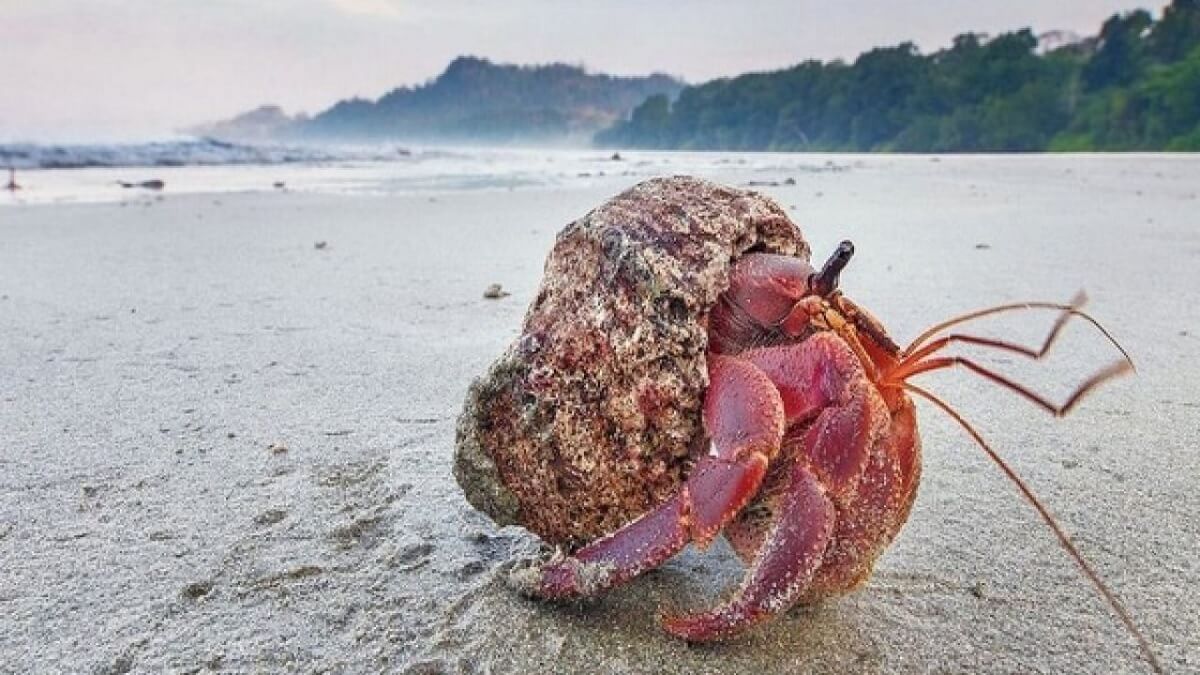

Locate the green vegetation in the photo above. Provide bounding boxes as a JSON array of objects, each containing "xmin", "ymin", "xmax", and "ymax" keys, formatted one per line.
[{"xmin": 598, "ymin": 0, "xmax": 1200, "ymax": 152}]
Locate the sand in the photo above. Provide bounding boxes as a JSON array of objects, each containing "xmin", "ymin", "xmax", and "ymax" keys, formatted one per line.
[{"xmin": 0, "ymin": 155, "xmax": 1197, "ymax": 674}]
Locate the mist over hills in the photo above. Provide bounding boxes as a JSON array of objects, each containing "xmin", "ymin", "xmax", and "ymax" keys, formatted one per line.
[{"xmin": 194, "ymin": 57, "xmax": 683, "ymax": 145}]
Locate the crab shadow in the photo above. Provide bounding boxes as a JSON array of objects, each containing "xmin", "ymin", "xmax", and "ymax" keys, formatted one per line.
[{"xmin": 441, "ymin": 539, "xmax": 890, "ymax": 674}]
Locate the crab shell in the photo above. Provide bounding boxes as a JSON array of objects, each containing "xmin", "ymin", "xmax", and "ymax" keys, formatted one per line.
[{"xmin": 455, "ymin": 176, "xmax": 811, "ymax": 547}]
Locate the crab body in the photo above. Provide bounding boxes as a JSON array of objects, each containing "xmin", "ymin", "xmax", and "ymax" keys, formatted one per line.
[
  {"xmin": 455, "ymin": 176, "xmax": 1139, "ymax": 649},
  {"xmin": 456, "ymin": 177, "xmax": 920, "ymax": 638},
  {"xmin": 516, "ymin": 250, "xmax": 923, "ymax": 639}
]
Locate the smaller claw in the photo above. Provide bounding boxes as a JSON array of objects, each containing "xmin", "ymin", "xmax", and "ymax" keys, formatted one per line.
[
  {"xmin": 510, "ymin": 555, "xmax": 618, "ymax": 600},
  {"xmin": 510, "ymin": 491, "xmax": 690, "ymax": 600}
]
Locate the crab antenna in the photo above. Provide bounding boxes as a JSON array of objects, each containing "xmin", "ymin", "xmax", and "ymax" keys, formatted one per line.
[
  {"xmin": 811, "ymin": 240, "xmax": 854, "ymax": 297},
  {"xmin": 890, "ymin": 356, "xmax": 1133, "ymax": 417},
  {"xmin": 904, "ymin": 383, "xmax": 1163, "ymax": 675},
  {"xmin": 903, "ymin": 294, "xmax": 1134, "ymax": 372},
  {"xmin": 902, "ymin": 293, "xmax": 1087, "ymax": 368}
]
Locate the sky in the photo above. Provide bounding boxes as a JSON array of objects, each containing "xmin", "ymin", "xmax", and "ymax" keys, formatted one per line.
[{"xmin": 0, "ymin": 0, "xmax": 1158, "ymax": 142}]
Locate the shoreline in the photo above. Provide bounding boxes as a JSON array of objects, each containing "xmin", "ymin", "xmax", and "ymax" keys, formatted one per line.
[{"xmin": 4, "ymin": 149, "xmax": 1199, "ymax": 210}]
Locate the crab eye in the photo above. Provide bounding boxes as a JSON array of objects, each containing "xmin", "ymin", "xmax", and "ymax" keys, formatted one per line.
[{"xmin": 811, "ymin": 241, "xmax": 855, "ymax": 297}]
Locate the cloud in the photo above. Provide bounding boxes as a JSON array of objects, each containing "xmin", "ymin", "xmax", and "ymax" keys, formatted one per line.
[{"xmin": 325, "ymin": 0, "xmax": 404, "ymax": 18}]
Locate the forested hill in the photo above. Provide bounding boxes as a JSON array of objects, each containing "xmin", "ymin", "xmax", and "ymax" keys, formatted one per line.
[
  {"xmin": 597, "ymin": 0, "xmax": 1200, "ymax": 152},
  {"xmin": 197, "ymin": 57, "xmax": 682, "ymax": 144}
]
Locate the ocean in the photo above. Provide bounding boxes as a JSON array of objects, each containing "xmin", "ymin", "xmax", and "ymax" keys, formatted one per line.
[{"xmin": 0, "ymin": 140, "xmax": 856, "ymax": 205}]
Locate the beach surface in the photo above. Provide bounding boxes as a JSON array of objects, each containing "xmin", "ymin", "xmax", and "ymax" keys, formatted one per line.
[{"xmin": 1, "ymin": 155, "xmax": 1197, "ymax": 673}]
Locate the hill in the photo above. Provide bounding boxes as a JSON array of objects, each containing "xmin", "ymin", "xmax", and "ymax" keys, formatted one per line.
[{"xmin": 194, "ymin": 57, "xmax": 682, "ymax": 145}]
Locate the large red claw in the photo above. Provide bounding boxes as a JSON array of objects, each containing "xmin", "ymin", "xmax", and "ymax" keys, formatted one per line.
[
  {"xmin": 688, "ymin": 355, "xmax": 785, "ymax": 545},
  {"xmin": 703, "ymin": 354, "xmax": 785, "ymax": 460},
  {"xmin": 686, "ymin": 453, "xmax": 768, "ymax": 547},
  {"xmin": 661, "ymin": 464, "xmax": 835, "ymax": 641},
  {"xmin": 514, "ymin": 354, "xmax": 787, "ymax": 600}
]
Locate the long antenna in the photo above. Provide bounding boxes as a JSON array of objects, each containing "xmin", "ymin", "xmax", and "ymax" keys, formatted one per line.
[
  {"xmin": 904, "ymin": 383, "xmax": 1163, "ymax": 674},
  {"xmin": 903, "ymin": 296, "xmax": 1132, "ymax": 369}
]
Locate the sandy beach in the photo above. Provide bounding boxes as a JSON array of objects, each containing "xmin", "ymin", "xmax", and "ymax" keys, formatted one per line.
[{"xmin": 1, "ymin": 155, "xmax": 1197, "ymax": 673}]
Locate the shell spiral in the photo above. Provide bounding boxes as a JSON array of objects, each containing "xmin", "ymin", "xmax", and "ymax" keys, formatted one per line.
[{"xmin": 455, "ymin": 177, "xmax": 811, "ymax": 546}]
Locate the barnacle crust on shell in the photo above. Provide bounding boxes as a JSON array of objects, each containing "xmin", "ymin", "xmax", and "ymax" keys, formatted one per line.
[{"xmin": 455, "ymin": 176, "xmax": 810, "ymax": 547}]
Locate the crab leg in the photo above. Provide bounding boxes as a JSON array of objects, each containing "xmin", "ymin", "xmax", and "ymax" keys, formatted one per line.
[
  {"xmin": 663, "ymin": 335, "xmax": 884, "ymax": 641},
  {"xmin": 516, "ymin": 355, "xmax": 786, "ymax": 599},
  {"xmin": 661, "ymin": 463, "xmax": 835, "ymax": 641}
]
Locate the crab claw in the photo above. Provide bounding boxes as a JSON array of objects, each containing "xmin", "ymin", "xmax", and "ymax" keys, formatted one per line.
[
  {"xmin": 661, "ymin": 463, "xmax": 835, "ymax": 641},
  {"xmin": 512, "ymin": 354, "xmax": 785, "ymax": 600},
  {"xmin": 516, "ymin": 491, "xmax": 690, "ymax": 599}
]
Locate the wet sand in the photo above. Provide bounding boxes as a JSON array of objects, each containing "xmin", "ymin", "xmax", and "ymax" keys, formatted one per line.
[{"xmin": 1, "ymin": 156, "xmax": 1197, "ymax": 673}]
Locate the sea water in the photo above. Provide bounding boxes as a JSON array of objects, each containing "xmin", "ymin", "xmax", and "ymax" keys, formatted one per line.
[{"xmin": 0, "ymin": 141, "xmax": 858, "ymax": 205}]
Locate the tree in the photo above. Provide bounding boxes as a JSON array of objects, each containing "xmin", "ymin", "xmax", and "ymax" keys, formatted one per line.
[
  {"xmin": 1083, "ymin": 10, "xmax": 1153, "ymax": 90},
  {"xmin": 846, "ymin": 44, "xmax": 927, "ymax": 149},
  {"xmin": 1148, "ymin": 0, "xmax": 1200, "ymax": 62},
  {"xmin": 593, "ymin": 1, "xmax": 1199, "ymax": 152}
]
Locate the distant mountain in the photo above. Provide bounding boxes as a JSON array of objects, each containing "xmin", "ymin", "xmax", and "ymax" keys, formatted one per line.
[{"xmin": 193, "ymin": 57, "xmax": 683, "ymax": 145}]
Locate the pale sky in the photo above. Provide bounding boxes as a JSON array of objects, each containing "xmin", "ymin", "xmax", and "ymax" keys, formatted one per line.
[{"xmin": 0, "ymin": 0, "xmax": 1157, "ymax": 142}]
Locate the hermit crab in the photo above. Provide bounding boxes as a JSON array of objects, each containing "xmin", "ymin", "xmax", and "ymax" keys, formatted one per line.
[{"xmin": 454, "ymin": 177, "xmax": 1159, "ymax": 670}]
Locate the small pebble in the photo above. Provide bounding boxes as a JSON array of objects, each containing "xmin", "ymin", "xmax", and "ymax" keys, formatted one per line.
[
  {"xmin": 181, "ymin": 581, "xmax": 214, "ymax": 600},
  {"xmin": 483, "ymin": 283, "xmax": 511, "ymax": 300},
  {"xmin": 254, "ymin": 509, "xmax": 288, "ymax": 526}
]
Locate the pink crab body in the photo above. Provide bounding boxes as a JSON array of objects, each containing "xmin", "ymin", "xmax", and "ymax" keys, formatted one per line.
[
  {"xmin": 513, "ymin": 245, "xmax": 923, "ymax": 640},
  {"xmin": 457, "ymin": 178, "xmax": 1150, "ymax": 665}
]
